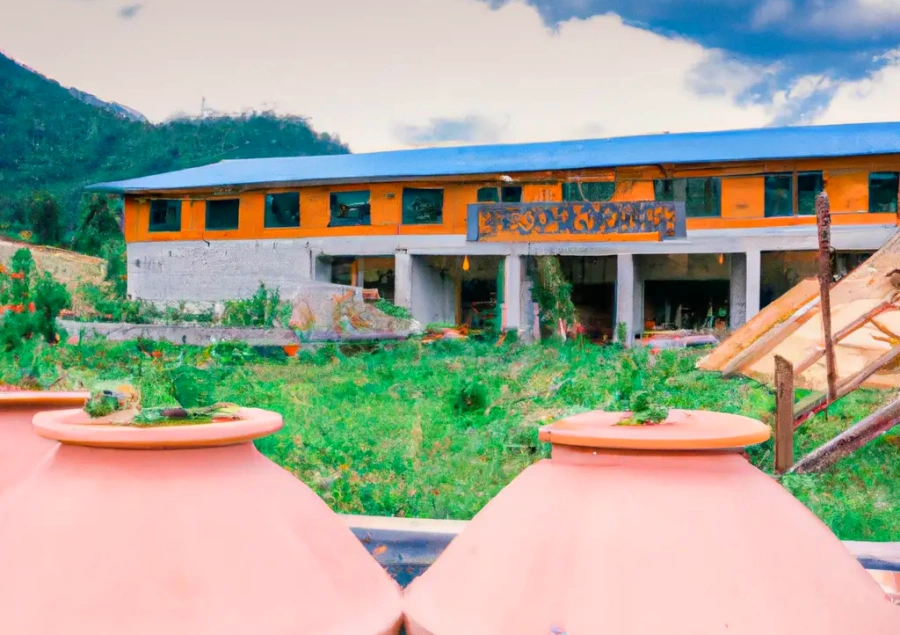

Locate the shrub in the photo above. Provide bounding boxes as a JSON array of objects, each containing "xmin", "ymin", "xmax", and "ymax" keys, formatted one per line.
[
  {"xmin": 0, "ymin": 248, "xmax": 70, "ymax": 350},
  {"xmin": 222, "ymin": 282, "xmax": 286, "ymax": 328}
]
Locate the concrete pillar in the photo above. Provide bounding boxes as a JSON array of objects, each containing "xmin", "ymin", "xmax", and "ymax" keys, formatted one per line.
[
  {"xmin": 354, "ymin": 257, "xmax": 365, "ymax": 287},
  {"xmin": 395, "ymin": 253, "xmax": 456, "ymax": 325},
  {"xmin": 314, "ymin": 254, "xmax": 332, "ymax": 283},
  {"xmin": 502, "ymin": 255, "xmax": 524, "ymax": 331},
  {"xmin": 394, "ymin": 252, "xmax": 412, "ymax": 311},
  {"xmin": 615, "ymin": 253, "xmax": 643, "ymax": 346},
  {"xmin": 501, "ymin": 255, "xmax": 538, "ymax": 340},
  {"xmin": 729, "ymin": 250, "xmax": 761, "ymax": 328}
]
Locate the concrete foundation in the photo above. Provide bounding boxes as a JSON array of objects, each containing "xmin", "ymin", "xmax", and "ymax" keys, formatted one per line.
[{"xmin": 500, "ymin": 256, "xmax": 538, "ymax": 340}]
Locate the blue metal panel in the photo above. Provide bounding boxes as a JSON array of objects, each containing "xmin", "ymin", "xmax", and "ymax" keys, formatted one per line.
[
  {"xmin": 88, "ymin": 122, "xmax": 900, "ymax": 194},
  {"xmin": 471, "ymin": 201, "xmax": 685, "ymax": 241}
]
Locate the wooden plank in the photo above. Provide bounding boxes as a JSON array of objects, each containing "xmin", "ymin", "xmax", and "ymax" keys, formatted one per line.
[
  {"xmin": 794, "ymin": 341, "xmax": 900, "ymax": 427},
  {"xmin": 790, "ymin": 395, "xmax": 900, "ymax": 473},
  {"xmin": 719, "ymin": 295, "xmax": 820, "ymax": 376},
  {"xmin": 697, "ymin": 278, "xmax": 819, "ymax": 372},
  {"xmin": 774, "ymin": 355, "xmax": 795, "ymax": 473},
  {"xmin": 793, "ymin": 294, "xmax": 897, "ymax": 375}
]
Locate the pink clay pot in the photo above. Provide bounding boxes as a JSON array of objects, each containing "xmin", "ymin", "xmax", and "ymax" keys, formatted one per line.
[
  {"xmin": 0, "ymin": 391, "xmax": 89, "ymax": 496},
  {"xmin": 0, "ymin": 407, "xmax": 402, "ymax": 635},
  {"xmin": 404, "ymin": 409, "xmax": 900, "ymax": 635}
]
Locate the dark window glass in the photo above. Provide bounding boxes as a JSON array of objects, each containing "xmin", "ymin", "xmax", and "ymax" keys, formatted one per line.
[
  {"xmin": 869, "ymin": 172, "xmax": 899, "ymax": 213},
  {"xmin": 501, "ymin": 186, "xmax": 522, "ymax": 202},
  {"xmin": 329, "ymin": 191, "xmax": 371, "ymax": 226},
  {"xmin": 205, "ymin": 199, "xmax": 240, "ymax": 231},
  {"xmin": 764, "ymin": 174, "xmax": 793, "ymax": 217},
  {"xmin": 477, "ymin": 187, "xmax": 500, "ymax": 202},
  {"xmin": 148, "ymin": 200, "xmax": 182, "ymax": 232},
  {"xmin": 653, "ymin": 178, "xmax": 720, "ymax": 217},
  {"xmin": 797, "ymin": 171, "xmax": 824, "ymax": 216},
  {"xmin": 264, "ymin": 192, "xmax": 300, "ymax": 228},
  {"xmin": 562, "ymin": 181, "xmax": 615, "ymax": 202},
  {"xmin": 402, "ymin": 188, "xmax": 444, "ymax": 224}
]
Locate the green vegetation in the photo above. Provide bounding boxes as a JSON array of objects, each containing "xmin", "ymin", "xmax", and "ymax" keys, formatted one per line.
[
  {"xmin": 2, "ymin": 332, "xmax": 898, "ymax": 541},
  {"xmin": 222, "ymin": 282, "xmax": 291, "ymax": 328},
  {"xmin": 0, "ymin": 248, "xmax": 70, "ymax": 351},
  {"xmin": 0, "ymin": 52, "xmax": 348, "ymax": 249}
]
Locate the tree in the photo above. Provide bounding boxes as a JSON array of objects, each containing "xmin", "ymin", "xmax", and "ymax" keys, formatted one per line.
[
  {"xmin": 71, "ymin": 194, "xmax": 123, "ymax": 255},
  {"xmin": 26, "ymin": 191, "xmax": 63, "ymax": 245}
]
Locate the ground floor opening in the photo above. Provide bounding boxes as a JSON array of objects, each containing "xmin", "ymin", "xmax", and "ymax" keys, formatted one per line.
[
  {"xmin": 638, "ymin": 254, "xmax": 731, "ymax": 334},
  {"xmin": 330, "ymin": 256, "xmax": 396, "ymax": 302},
  {"xmin": 558, "ymin": 256, "xmax": 617, "ymax": 340}
]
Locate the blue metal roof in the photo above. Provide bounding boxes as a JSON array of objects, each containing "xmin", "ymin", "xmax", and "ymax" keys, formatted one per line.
[{"xmin": 87, "ymin": 122, "xmax": 900, "ymax": 194}]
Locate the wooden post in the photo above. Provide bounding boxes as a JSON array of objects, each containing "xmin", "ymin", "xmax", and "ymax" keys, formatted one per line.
[
  {"xmin": 774, "ymin": 355, "xmax": 795, "ymax": 473},
  {"xmin": 815, "ymin": 190, "xmax": 838, "ymax": 403}
]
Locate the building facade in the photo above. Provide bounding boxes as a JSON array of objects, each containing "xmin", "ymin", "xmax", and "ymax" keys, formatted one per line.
[{"xmin": 89, "ymin": 122, "xmax": 900, "ymax": 342}]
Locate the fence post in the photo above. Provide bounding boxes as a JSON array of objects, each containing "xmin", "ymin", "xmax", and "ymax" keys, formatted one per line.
[{"xmin": 775, "ymin": 355, "xmax": 795, "ymax": 473}]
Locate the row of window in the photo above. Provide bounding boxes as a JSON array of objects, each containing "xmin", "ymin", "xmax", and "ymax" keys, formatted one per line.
[{"xmin": 147, "ymin": 173, "xmax": 900, "ymax": 232}]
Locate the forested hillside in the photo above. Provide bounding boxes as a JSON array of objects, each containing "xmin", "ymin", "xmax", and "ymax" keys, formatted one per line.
[{"xmin": 0, "ymin": 52, "xmax": 349, "ymax": 249}]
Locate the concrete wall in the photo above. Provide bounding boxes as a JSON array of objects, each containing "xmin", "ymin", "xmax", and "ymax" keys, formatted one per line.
[{"xmin": 128, "ymin": 240, "xmax": 318, "ymax": 304}]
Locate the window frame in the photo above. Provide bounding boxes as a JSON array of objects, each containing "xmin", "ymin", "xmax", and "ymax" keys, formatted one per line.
[
  {"xmin": 401, "ymin": 187, "xmax": 444, "ymax": 225},
  {"xmin": 561, "ymin": 181, "xmax": 615, "ymax": 203},
  {"xmin": 148, "ymin": 199, "xmax": 182, "ymax": 233},
  {"xmin": 763, "ymin": 173, "xmax": 794, "ymax": 218},
  {"xmin": 652, "ymin": 177, "xmax": 721, "ymax": 218},
  {"xmin": 205, "ymin": 198, "xmax": 241, "ymax": 232},
  {"xmin": 797, "ymin": 171, "xmax": 824, "ymax": 217},
  {"xmin": 264, "ymin": 192, "xmax": 301, "ymax": 229},
  {"xmin": 329, "ymin": 190, "xmax": 372, "ymax": 227},
  {"xmin": 869, "ymin": 172, "xmax": 899, "ymax": 213}
]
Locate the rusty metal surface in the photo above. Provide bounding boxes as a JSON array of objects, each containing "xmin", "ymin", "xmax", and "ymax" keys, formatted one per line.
[{"xmin": 467, "ymin": 201, "xmax": 685, "ymax": 242}]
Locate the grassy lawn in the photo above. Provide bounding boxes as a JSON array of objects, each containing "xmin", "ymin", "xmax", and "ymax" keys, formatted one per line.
[{"xmin": 11, "ymin": 336, "xmax": 900, "ymax": 541}]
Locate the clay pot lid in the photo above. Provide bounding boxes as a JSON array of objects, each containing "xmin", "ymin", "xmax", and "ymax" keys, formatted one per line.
[
  {"xmin": 539, "ymin": 408, "xmax": 771, "ymax": 451},
  {"xmin": 0, "ymin": 391, "xmax": 89, "ymax": 408},
  {"xmin": 32, "ymin": 407, "xmax": 282, "ymax": 449}
]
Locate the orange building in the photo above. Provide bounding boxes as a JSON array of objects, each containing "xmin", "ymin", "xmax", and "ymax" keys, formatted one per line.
[{"xmin": 89, "ymin": 122, "xmax": 900, "ymax": 341}]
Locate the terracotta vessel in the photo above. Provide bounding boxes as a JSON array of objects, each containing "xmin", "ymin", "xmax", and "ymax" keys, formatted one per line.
[
  {"xmin": 404, "ymin": 409, "xmax": 900, "ymax": 634},
  {"xmin": 283, "ymin": 343, "xmax": 300, "ymax": 357},
  {"xmin": 0, "ymin": 391, "xmax": 88, "ymax": 496},
  {"xmin": 0, "ymin": 407, "xmax": 402, "ymax": 635}
]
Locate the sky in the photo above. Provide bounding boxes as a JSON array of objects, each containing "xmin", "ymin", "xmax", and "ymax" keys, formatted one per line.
[{"xmin": 1, "ymin": 0, "xmax": 900, "ymax": 153}]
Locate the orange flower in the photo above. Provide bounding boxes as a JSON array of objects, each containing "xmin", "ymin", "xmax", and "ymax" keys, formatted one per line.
[
  {"xmin": 151, "ymin": 351, "xmax": 163, "ymax": 359},
  {"xmin": 11, "ymin": 304, "xmax": 24, "ymax": 314},
  {"xmin": 9, "ymin": 272, "xmax": 24, "ymax": 280},
  {"xmin": 27, "ymin": 302, "xmax": 35, "ymax": 313}
]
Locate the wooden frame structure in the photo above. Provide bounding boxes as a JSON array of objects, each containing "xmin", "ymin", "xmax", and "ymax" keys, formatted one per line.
[{"xmin": 699, "ymin": 193, "xmax": 900, "ymax": 473}]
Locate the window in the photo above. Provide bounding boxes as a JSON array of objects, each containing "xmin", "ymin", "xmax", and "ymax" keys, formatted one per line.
[
  {"xmin": 205, "ymin": 198, "xmax": 240, "ymax": 231},
  {"xmin": 869, "ymin": 172, "xmax": 899, "ymax": 213},
  {"xmin": 764, "ymin": 174, "xmax": 793, "ymax": 217},
  {"xmin": 148, "ymin": 200, "xmax": 182, "ymax": 232},
  {"xmin": 562, "ymin": 181, "xmax": 615, "ymax": 202},
  {"xmin": 402, "ymin": 188, "xmax": 444, "ymax": 224},
  {"xmin": 797, "ymin": 171, "xmax": 824, "ymax": 216},
  {"xmin": 477, "ymin": 186, "xmax": 522, "ymax": 203},
  {"xmin": 329, "ymin": 191, "xmax": 371, "ymax": 226},
  {"xmin": 653, "ymin": 178, "xmax": 721, "ymax": 218},
  {"xmin": 264, "ymin": 192, "xmax": 300, "ymax": 228}
]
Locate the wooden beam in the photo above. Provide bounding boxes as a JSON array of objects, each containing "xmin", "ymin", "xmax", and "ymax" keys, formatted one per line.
[
  {"xmin": 816, "ymin": 190, "xmax": 838, "ymax": 402},
  {"xmin": 790, "ymin": 394, "xmax": 900, "ymax": 473},
  {"xmin": 719, "ymin": 296, "xmax": 820, "ymax": 377},
  {"xmin": 794, "ymin": 342, "xmax": 900, "ymax": 427},
  {"xmin": 774, "ymin": 355, "xmax": 795, "ymax": 473},
  {"xmin": 792, "ymin": 294, "xmax": 898, "ymax": 375}
]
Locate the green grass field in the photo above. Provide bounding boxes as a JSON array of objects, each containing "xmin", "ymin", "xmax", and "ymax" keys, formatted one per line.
[{"xmin": 11, "ymin": 336, "xmax": 900, "ymax": 541}]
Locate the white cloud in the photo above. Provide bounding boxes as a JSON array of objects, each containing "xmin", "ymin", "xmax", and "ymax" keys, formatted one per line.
[
  {"xmin": 0, "ymin": 0, "xmax": 776, "ymax": 151},
  {"xmin": 815, "ymin": 56, "xmax": 900, "ymax": 123},
  {"xmin": 752, "ymin": 0, "xmax": 793, "ymax": 29}
]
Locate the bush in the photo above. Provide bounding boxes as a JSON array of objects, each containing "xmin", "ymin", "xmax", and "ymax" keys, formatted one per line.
[
  {"xmin": 222, "ymin": 282, "xmax": 286, "ymax": 328},
  {"xmin": 373, "ymin": 299, "xmax": 412, "ymax": 320},
  {"xmin": 71, "ymin": 195, "xmax": 123, "ymax": 256},
  {"xmin": 0, "ymin": 248, "xmax": 70, "ymax": 350}
]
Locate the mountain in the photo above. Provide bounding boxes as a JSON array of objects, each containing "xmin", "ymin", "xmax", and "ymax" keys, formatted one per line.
[
  {"xmin": 0, "ymin": 52, "xmax": 350, "ymax": 240},
  {"xmin": 67, "ymin": 87, "xmax": 148, "ymax": 123}
]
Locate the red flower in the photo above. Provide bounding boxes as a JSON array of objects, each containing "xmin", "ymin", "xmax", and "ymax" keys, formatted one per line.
[
  {"xmin": 9, "ymin": 272, "xmax": 24, "ymax": 280},
  {"xmin": 11, "ymin": 304, "xmax": 24, "ymax": 314},
  {"xmin": 27, "ymin": 302, "xmax": 35, "ymax": 313}
]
